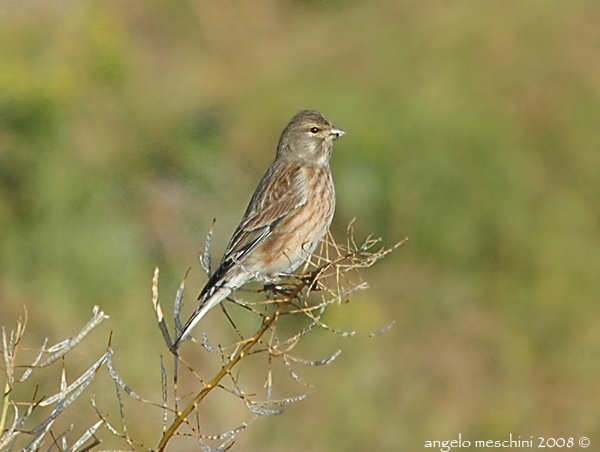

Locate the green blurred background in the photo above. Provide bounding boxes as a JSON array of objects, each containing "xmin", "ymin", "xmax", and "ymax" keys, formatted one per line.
[{"xmin": 2, "ymin": 0, "xmax": 600, "ymax": 450}]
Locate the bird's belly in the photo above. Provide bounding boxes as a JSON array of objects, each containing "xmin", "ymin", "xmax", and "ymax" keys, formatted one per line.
[{"xmin": 250, "ymin": 209, "xmax": 331, "ymax": 278}]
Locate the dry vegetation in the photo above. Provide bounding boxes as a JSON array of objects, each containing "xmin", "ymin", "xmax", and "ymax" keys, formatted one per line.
[{"xmin": 1, "ymin": 226, "xmax": 402, "ymax": 451}]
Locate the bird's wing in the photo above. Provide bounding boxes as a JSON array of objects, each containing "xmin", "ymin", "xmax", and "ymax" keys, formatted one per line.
[
  {"xmin": 198, "ymin": 162, "xmax": 307, "ymax": 300},
  {"xmin": 224, "ymin": 162, "xmax": 307, "ymax": 261}
]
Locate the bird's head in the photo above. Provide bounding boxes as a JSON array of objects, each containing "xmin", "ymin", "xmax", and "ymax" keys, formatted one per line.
[{"xmin": 277, "ymin": 110, "xmax": 344, "ymax": 165}]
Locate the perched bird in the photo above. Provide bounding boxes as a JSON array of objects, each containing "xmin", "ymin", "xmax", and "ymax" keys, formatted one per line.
[{"xmin": 171, "ymin": 110, "xmax": 344, "ymax": 351}]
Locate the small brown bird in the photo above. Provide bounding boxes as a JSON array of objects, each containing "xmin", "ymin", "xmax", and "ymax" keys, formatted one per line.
[{"xmin": 172, "ymin": 110, "xmax": 344, "ymax": 351}]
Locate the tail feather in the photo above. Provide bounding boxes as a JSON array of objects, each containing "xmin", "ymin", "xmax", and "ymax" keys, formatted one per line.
[{"xmin": 171, "ymin": 286, "xmax": 232, "ymax": 351}]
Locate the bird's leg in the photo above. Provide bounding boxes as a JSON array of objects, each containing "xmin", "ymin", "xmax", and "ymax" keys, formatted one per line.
[
  {"xmin": 275, "ymin": 271, "xmax": 302, "ymax": 280},
  {"xmin": 272, "ymin": 271, "xmax": 320, "ymax": 289},
  {"xmin": 263, "ymin": 282, "xmax": 295, "ymax": 297},
  {"xmin": 299, "ymin": 270, "xmax": 324, "ymax": 292}
]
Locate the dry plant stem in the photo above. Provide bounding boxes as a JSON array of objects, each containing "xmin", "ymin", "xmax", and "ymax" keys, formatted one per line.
[
  {"xmin": 156, "ymin": 274, "xmax": 314, "ymax": 452},
  {"xmin": 155, "ymin": 228, "xmax": 403, "ymax": 451},
  {"xmin": 0, "ymin": 381, "xmax": 9, "ymax": 434}
]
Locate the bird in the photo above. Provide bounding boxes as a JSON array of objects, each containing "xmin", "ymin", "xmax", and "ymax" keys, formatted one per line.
[{"xmin": 171, "ymin": 110, "xmax": 344, "ymax": 351}]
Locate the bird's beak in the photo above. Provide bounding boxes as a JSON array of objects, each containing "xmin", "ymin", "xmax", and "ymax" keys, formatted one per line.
[{"xmin": 331, "ymin": 128, "xmax": 345, "ymax": 140}]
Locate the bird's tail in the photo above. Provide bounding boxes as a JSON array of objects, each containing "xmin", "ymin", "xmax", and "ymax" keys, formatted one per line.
[{"xmin": 170, "ymin": 286, "xmax": 232, "ymax": 351}]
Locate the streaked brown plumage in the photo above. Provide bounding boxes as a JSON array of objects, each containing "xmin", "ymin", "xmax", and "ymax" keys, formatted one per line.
[{"xmin": 172, "ymin": 110, "xmax": 344, "ymax": 351}]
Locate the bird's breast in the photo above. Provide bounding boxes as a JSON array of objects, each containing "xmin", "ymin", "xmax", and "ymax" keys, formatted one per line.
[{"xmin": 256, "ymin": 165, "xmax": 335, "ymax": 275}]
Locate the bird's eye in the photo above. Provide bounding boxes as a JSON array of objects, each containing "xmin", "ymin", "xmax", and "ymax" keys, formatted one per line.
[{"xmin": 310, "ymin": 127, "xmax": 319, "ymax": 134}]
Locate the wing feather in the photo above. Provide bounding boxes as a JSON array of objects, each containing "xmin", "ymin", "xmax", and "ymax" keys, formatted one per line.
[
  {"xmin": 222, "ymin": 162, "xmax": 307, "ymax": 263},
  {"xmin": 197, "ymin": 162, "xmax": 307, "ymax": 301}
]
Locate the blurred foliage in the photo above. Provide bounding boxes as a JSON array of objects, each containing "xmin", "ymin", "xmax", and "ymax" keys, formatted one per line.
[{"xmin": 1, "ymin": 0, "xmax": 600, "ymax": 450}]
